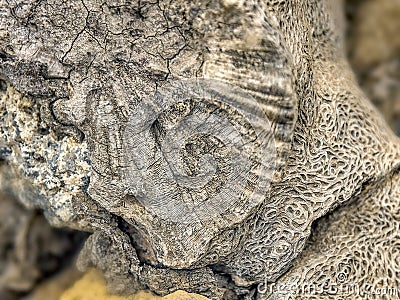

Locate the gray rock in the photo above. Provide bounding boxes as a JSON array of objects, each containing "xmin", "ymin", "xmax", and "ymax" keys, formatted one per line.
[{"xmin": 0, "ymin": 0, "xmax": 399, "ymax": 298}]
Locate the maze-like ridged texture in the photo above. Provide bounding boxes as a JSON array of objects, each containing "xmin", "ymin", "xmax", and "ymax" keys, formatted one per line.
[{"xmin": 258, "ymin": 170, "xmax": 400, "ymax": 299}]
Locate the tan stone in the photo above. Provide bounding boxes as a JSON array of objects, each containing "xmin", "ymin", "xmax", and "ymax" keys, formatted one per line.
[{"xmin": 60, "ymin": 269, "xmax": 208, "ymax": 300}]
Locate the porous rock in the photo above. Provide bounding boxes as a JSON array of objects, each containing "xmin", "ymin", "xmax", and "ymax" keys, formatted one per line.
[{"xmin": 1, "ymin": 0, "xmax": 400, "ymax": 299}]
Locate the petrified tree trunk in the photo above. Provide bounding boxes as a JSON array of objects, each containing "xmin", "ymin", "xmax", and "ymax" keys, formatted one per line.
[{"xmin": 0, "ymin": 0, "xmax": 399, "ymax": 299}]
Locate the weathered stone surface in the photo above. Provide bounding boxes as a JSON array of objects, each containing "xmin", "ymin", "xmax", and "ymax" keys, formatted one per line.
[{"xmin": 0, "ymin": 0, "xmax": 399, "ymax": 299}]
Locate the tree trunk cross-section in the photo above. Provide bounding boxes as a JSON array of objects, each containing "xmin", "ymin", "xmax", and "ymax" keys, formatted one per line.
[{"xmin": 0, "ymin": 0, "xmax": 400, "ymax": 299}]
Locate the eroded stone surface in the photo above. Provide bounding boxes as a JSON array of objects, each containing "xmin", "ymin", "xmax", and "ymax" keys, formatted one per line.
[{"xmin": 0, "ymin": 0, "xmax": 400, "ymax": 299}]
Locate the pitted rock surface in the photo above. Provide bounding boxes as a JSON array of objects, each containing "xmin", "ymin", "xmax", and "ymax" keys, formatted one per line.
[{"xmin": 1, "ymin": 0, "xmax": 400, "ymax": 299}]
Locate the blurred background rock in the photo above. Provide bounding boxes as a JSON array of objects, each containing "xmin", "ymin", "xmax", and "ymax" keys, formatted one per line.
[
  {"xmin": 0, "ymin": 187, "xmax": 86, "ymax": 300},
  {"xmin": 346, "ymin": 0, "xmax": 400, "ymax": 135}
]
